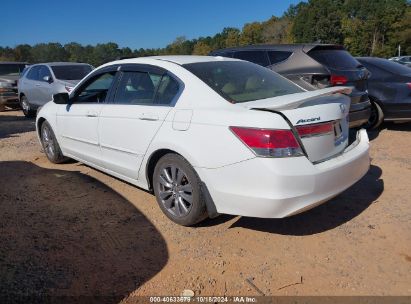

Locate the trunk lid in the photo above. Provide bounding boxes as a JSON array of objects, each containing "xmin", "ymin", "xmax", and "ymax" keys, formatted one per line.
[{"xmin": 242, "ymin": 87, "xmax": 351, "ymax": 163}]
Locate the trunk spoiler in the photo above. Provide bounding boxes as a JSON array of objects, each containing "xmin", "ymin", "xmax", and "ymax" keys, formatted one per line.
[{"xmin": 239, "ymin": 87, "xmax": 352, "ymax": 111}]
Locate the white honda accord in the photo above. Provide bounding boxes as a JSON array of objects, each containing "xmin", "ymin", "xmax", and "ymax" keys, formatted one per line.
[{"xmin": 36, "ymin": 55, "xmax": 370, "ymax": 226}]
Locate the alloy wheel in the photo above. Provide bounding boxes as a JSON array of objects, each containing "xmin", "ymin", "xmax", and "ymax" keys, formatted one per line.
[
  {"xmin": 42, "ymin": 124, "xmax": 55, "ymax": 159},
  {"xmin": 157, "ymin": 165, "xmax": 193, "ymax": 217}
]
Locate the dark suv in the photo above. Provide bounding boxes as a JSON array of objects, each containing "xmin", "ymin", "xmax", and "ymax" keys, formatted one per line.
[
  {"xmin": 0, "ymin": 62, "xmax": 29, "ymax": 111},
  {"xmin": 210, "ymin": 44, "xmax": 371, "ymax": 128}
]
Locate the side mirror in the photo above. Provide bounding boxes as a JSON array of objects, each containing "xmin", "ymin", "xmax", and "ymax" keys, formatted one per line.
[
  {"xmin": 53, "ymin": 92, "xmax": 70, "ymax": 104},
  {"xmin": 43, "ymin": 75, "xmax": 53, "ymax": 83}
]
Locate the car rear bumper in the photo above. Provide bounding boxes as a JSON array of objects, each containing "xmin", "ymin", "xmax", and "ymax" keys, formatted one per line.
[
  {"xmin": 349, "ymin": 100, "xmax": 371, "ymax": 128},
  {"xmin": 0, "ymin": 90, "xmax": 19, "ymax": 105},
  {"xmin": 197, "ymin": 129, "xmax": 370, "ymax": 218}
]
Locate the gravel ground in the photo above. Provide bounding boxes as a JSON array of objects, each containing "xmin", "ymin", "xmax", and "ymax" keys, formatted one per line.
[{"xmin": 0, "ymin": 110, "xmax": 410, "ymax": 301}]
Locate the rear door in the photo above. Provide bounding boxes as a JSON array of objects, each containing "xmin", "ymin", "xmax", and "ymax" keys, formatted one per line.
[
  {"xmin": 98, "ymin": 64, "xmax": 180, "ymax": 179},
  {"xmin": 22, "ymin": 66, "xmax": 42, "ymax": 104}
]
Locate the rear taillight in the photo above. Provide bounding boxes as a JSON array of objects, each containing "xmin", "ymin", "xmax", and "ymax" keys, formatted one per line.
[
  {"xmin": 296, "ymin": 122, "xmax": 334, "ymax": 138},
  {"xmin": 230, "ymin": 127, "xmax": 304, "ymax": 157},
  {"xmin": 407, "ymin": 83, "xmax": 411, "ymax": 89},
  {"xmin": 330, "ymin": 75, "xmax": 348, "ymax": 86}
]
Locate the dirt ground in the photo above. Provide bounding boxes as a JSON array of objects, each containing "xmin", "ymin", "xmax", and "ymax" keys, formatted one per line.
[{"xmin": 0, "ymin": 110, "xmax": 410, "ymax": 301}]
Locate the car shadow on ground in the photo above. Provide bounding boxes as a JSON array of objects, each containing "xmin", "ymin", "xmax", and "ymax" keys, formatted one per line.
[
  {"xmin": 202, "ymin": 165, "xmax": 383, "ymax": 235},
  {"xmin": 368, "ymin": 122, "xmax": 411, "ymax": 141},
  {"xmin": 0, "ymin": 161, "xmax": 168, "ymax": 302},
  {"xmin": 0, "ymin": 111, "xmax": 35, "ymax": 139}
]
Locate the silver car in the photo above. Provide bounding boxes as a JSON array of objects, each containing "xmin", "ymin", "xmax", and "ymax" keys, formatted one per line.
[{"xmin": 18, "ymin": 62, "xmax": 93, "ymax": 117}]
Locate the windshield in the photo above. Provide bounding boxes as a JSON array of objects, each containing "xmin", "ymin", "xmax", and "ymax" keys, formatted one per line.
[
  {"xmin": 51, "ymin": 65, "xmax": 93, "ymax": 80},
  {"xmin": 0, "ymin": 64, "xmax": 27, "ymax": 76},
  {"xmin": 183, "ymin": 61, "xmax": 303, "ymax": 103},
  {"xmin": 309, "ymin": 49, "xmax": 361, "ymax": 70}
]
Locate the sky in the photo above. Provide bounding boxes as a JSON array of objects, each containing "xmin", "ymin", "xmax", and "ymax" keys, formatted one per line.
[{"xmin": 1, "ymin": 0, "xmax": 302, "ymax": 50}]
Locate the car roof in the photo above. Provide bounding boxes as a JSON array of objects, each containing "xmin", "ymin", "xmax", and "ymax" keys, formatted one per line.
[
  {"xmin": 30, "ymin": 62, "xmax": 91, "ymax": 67},
  {"xmin": 106, "ymin": 55, "xmax": 240, "ymax": 66},
  {"xmin": 211, "ymin": 43, "xmax": 344, "ymax": 53},
  {"xmin": 0, "ymin": 62, "xmax": 29, "ymax": 65}
]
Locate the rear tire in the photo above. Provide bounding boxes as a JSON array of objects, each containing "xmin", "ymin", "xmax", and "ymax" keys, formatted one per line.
[
  {"xmin": 153, "ymin": 153, "xmax": 208, "ymax": 226},
  {"xmin": 20, "ymin": 95, "xmax": 36, "ymax": 118},
  {"xmin": 40, "ymin": 121, "xmax": 68, "ymax": 164},
  {"xmin": 365, "ymin": 100, "xmax": 384, "ymax": 129}
]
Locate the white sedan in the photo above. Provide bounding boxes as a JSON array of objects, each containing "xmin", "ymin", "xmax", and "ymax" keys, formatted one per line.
[{"xmin": 36, "ymin": 56, "xmax": 370, "ymax": 226}]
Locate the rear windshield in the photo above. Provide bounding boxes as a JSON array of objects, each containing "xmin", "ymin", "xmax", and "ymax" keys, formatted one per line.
[
  {"xmin": 0, "ymin": 64, "xmax": 27, "ymax": 76},
  {"xmin": 183, "ymin": 61, "xmax": 303, "ymax": 103},
  {"xmin": 51, "ymin": 65, "xmax": 93, "ymax": 80},
  {"xmin": 309, "ymin": 49, "xmax": 361, "ymax": 70},
  {"xmin": 368, "ymin": 58, "xmax": 411, "ymax": 76}
]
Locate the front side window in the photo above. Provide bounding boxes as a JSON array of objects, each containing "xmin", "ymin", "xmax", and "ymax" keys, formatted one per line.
[
  {"xmin": 113, "ymin": 71, "xmax": 179, "ymax": 105},
  {"xmin": 38, "ymin": 66, "xmax": 52, "ymax": 82},
  {"xmin": 234, "ymin": 51, "xmax": 270, "ymax": 67},
  {"xmin": 183, "ymin": 61, "xmax": 302, "ymax": 103},
  {"xmin": 27, "ymin": 66, "xmax": 41, "ymax": 81},
  {"xmin": 74, "ymin": 72, "xmax": 116, "ymax": 103}
]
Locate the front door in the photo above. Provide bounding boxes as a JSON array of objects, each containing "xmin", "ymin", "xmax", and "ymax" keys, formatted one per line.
[
  {"xmin": 98, "ymin": 65, "xmax": 180, "ymax": 180},
  {"xmin": 56, "ymin": 71, "xmax": 117, "ymax": 166}
]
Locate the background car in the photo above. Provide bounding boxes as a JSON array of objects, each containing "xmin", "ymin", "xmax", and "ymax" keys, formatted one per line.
[
  {"xmin": 210, "ymin": 44, "xmax": 371, "ymax": 128},
  {"xmin": 356, "ymin": 57, "xmax": 411, "ymax": 128},
  {"xmin": 18, "ymin": 62, "xmax": 93, "ymax": 117},
  {"xmin": 35, "ymin": 56, "xmax": 369, "ymax": 226},
  {"xmin": 390, "ymin": 55, "xmax": 411, "ymax": 66},
  {"xmin": 0, "ymin": 62, "xmax": 28, "ymax": 111}
]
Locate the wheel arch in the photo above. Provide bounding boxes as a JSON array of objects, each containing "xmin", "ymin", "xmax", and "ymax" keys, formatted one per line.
[
  {"xmin": 145, "ymin": 148, "xmax": 182, "ymax": 192},
  {"xmin": 36, "ymin": 116, "xmax": 46, "ymax": 139}
]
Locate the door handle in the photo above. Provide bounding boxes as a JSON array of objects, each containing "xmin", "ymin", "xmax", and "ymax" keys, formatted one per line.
[
  {"xmin": 138, "ymin": 113, "xmax": 159, "ymax": 121},
  {"xmin": 86, "ymin": 111, "xmax": 99, "ymax": 117},
  {"xmin": 35, "ymin": 84, "xmax": 41, "ymax": 87}
]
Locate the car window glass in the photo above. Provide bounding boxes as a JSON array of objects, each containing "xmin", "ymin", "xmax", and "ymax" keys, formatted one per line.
[
  {"xmin": 0, "ymin": 64, "xmax": 26, "ymax": 76},
  {"xmin": 74, "ymin": 72, "xmax": 116, "ymax": 103},
  {"xmin": 267, "ymin": 51, "xmax": 292, "ymax": 65},
  {"xmin": 27, "ymin": 66, "xmax": 41, "ymax": 81},
  {"xmin": 51, "ymin": 65, "xmax": 93, "ymax": 80},
  {"xmin": 308, "ymin": 49, "xmax": 360, "ymax": 70},
  {"xmin": 113, "ymin": 71, "xmax": 160, "ymax": 105},
  {"xmin": 154, "ymin": 74, "xmax": 179, "ymax": 105},
  {"xmin": 183, "ymin": 61, "xmax": 302, "ymax": 103},
  {"xmin": 372, "ymin": 59, "xmax": 411, "ymax": 75},
  {"xmin": 233, "ymin": 51, "xmax": 270, "ymax": 67},
  {"xmin": 38, "ymin": 66, "xmax": 52, "ymax": 82}
]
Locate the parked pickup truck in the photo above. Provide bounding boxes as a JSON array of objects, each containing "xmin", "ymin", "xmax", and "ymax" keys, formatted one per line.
[{"xmin": 0, "ymin": 62, "xmax": 29, "ymax": 111}]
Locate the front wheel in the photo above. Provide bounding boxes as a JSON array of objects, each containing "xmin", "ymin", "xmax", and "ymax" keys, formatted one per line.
[
  {"xmin": 365, "ymin": 100, "xmax": 384, "ymax": 129},
  {"xmin": 20, "ymin": 95, "xmax": 36, "ymax": 118},
  {"xmin": 153, "ymin": 153, "xmax": 207, "ymax": 226},
  {"xmin": 40, "ymin": 121, "xmax": 68, "ymax": 164}
]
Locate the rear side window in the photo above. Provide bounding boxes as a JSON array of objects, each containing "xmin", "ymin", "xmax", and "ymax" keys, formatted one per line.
[
  {"xmin": 233, "ymin": 51, "xmax": 270, "ymax": 67},
  {"xmin": 51, "ymin": 65, "xmax": 93, "ymax": 80},
  {"xmin": 113, "ymin": 71, "xmax": 179, "ymax": 105},
  {"xmin": 267, "ymin": 51, "xmax": 292, "ymax": 65},
  {"xmin": 308, "ymin": 49, "xmax": 360, "ymax": 70}
]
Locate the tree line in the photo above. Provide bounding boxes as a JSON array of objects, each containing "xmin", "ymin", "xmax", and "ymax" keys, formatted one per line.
[{"xmin": 1, "ymin": 0, "xmax": 409, "ymax": 67}]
